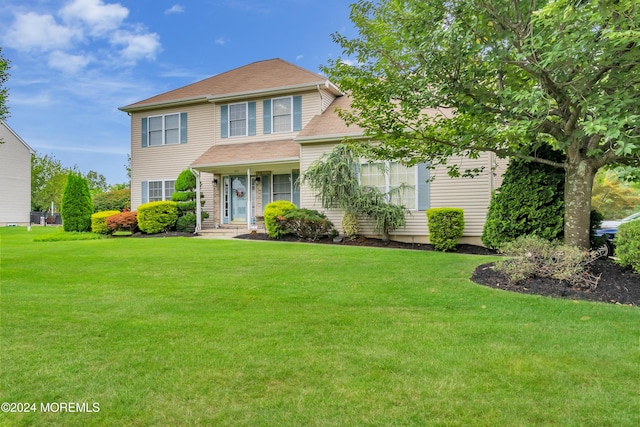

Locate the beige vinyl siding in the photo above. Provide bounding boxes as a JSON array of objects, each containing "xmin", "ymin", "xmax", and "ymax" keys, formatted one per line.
[
  {"xmin": 0, "ymin": 123, "xmax": 32, "ymax": 225},
  {"xmin": 301, "ymin": 143, "xmax": 497, "ymax": 244},
  {"xmin": 429, "ymin": 153, "xmax": 495, "ymax": 237},
  {"xmin": 215, "ymin": 90, "xmax": 322, "ymax": 145},
  {"xmin": 130, "ymin": 103, "xmax": 215, "ymax": 214},
  {"xmin": 319, "ymin": 89, "xmax": 337, "ymax": 113}
]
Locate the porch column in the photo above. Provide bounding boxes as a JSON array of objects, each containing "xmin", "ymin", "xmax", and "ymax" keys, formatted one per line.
[
  {"xmin": 246, "ymin": 167, "xmax": 251, "ymax": 229},
  {"xmin": 191, "ymin": 168, "xmax": 202, "ymax": 233}
]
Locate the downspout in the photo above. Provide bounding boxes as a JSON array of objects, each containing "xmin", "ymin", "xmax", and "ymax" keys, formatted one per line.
[{"xmin": 190, "ymin": 168, "xmax": 202, "ymax": 233}]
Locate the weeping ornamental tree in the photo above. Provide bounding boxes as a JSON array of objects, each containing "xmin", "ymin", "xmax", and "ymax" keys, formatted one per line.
[
  {"xmin": 302, "ymin": 144, "xmax": 407, "ymax": 242},
  {"xmin": 324, "ymin": 0, "xmax": 640, "ymax": 249}
]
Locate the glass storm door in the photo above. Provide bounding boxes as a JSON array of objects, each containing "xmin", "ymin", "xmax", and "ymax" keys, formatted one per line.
[{"xmin": 230, "ymin": 176, "xmax": 248, "ymax": 223}]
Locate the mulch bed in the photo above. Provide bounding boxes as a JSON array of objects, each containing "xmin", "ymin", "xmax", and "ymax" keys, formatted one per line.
[{"xmin": 236, "ymin": 232, "xmax": 639, "ymax": 306}]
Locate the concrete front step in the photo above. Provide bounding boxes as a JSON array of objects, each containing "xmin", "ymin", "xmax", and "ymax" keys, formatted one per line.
[{"xmin": 197, "ymin": 225, "xmax": 266, "ymax": 239}]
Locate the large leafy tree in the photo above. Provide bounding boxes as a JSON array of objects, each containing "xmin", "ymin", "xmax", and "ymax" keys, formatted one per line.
[
  {"xmin": 324, "ymin": 0, "xmax": 640, "ymax": 248},
  {"xmin": 31, "ymin": 153, "xmax": 71, "ymax": 212}
]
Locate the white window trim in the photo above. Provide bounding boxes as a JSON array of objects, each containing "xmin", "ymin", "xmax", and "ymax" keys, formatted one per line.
[
  {"xmin": 147, "ymin": 113, "xmax": 181, "ymax": 146},
  {"xmin": 360, "ymin": 161, "xmax": 418, "ymax": 210},
  {"xmin": 271, "ymin": 96, "xmax": 293, "ymax": 134},
  {"xmin": 147, "ymin": 179, "xmax": 176, "ymax": 202},
  {"xmin": 228, "ymin": 102, "xmax": 248, "ymax": 138}
]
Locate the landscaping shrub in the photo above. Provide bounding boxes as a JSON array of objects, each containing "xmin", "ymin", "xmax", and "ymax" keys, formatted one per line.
[
  {"xmin": 176, "ymin": 213, "xmax": 197, "ymax": 233},
  {"xmin": 91, "ymin": 210, "xmax": 120, "ymax": 234},
  {"xmin": 275, "ymin": 208, "xmax": 334, "ymax": 241},
  {"xmin": 172, "ymin": 169, "xmax": 208, "ymax": 225},
  {"xmin": 614, "ymin": 220, "xmax": 640, "ymax": 274},
  {"xmin": 106, "ymin": 211, "xmax": 138, "ymax": 234},
  {"xmin": 495, "ymin": 235, "xmax": 600, "ymax": 289},
  {"xmin": 61, "ymin": 173, "xmax": 94, "ymax": 232},
  {"xmin": 93, "ymin": 188, "xmax": 130, "ymax": 212},
  {"xmin": 427, "ymin": 208, "xmax": 465, "ymax": 252},
  {"xmin": 482, "ymin": 147, "xmax": 565, "ymax": 249},
  {"xmin": 137, "ymin": 201, "xmax": 178, "ymax": 234},
  {"xmin": 342, "ymin": 211, "xmax": 360, "ymax": 240},
  {"xmin": 264, "ymin": 200, "xmax": 296, "ymax": 238}
]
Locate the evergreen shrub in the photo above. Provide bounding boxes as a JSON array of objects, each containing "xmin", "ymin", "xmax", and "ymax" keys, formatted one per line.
[
  {"xmin": 137, "ymin": 201, "xmax": 178, "ymax": 234},
  {"xmin": 91, "ymin": 210, "xmax": 120, "ymax": 234},
  {"xmin": 61, "ymin": 173, "xmax": 94, "ymax": 232},
  {"xmin": 276, "ymin": 208, "xmax": 334, "ymax": 241},
  {"xmin": 482, "ymin": 149, "xmax": 565, "ymax": 249},
  {"xmin": 614, "ymin": 220, "xmax": 640, "ymax": 274},
  {"xmin": 264, "ymin": 200, "xmax": 296, "ymax": 238},
  {"xmin": 427, "ymin": 208, "xmax": 465, "ymax": 252}
]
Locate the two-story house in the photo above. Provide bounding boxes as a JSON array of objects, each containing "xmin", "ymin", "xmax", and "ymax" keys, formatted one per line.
[
  {"xmin": 120, "ymin": 59, "xmax": 504, "ymax": 244},
  {"xmin": 0, "ymin": 120, "xmax": 34, "ymax": 226}
]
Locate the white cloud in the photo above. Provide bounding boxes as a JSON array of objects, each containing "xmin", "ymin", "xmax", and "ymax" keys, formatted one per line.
[
  {"xmin": 296, "ymin": 55, "xmax": 304, "ymax": 61},
  {"xmin": 111, "ymin": 31, "xmax": 161, "ymax": 63},
  {"xmin": 4, "ymin": 12, "xmax": 78, "ymax": 51},
  {"xmin": 59, "ymin": 0, "xmax": 129, "ymax": 37},
  {"xmin": 215, "ymin": 37, "xmax": 228, "ymax": 46},
  {"xmin": 165, "ymin": 4, "xmax": 185, "ymax": 15},
  {"xmin": 47, "ymin": 50, "xmax": 92, "ymax": 74}
]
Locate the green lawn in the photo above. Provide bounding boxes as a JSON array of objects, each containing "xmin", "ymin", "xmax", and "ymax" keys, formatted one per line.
[{"xmin": 1, "ymin": 227, "xmax": 638, "ymax": 426}]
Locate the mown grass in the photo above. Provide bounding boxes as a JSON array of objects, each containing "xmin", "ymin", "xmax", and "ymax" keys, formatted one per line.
[{"xmin": 1, "ymin": 227, "xmax": 638, "ymax": 426}]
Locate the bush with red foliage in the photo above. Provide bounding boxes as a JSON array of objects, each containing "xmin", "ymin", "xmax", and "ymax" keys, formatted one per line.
[{"xmin": 106, "ymin": 211, "xmax": 138, "ymax": 234}]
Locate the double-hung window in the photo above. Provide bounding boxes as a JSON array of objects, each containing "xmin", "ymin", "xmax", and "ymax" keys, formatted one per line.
[
  {"xmin": 229, "ymin": 103, "xmax": 247, "ymax": 137},
  {"xmin": 360, "ymin": 162, "xmax": 420, "ymax": 210},
  {"xmin": 272, "ymin": 97, "xmax": 292, "ymax": 133},
  {"xmin": 148, "ymin": 114, "xmax": 179, "ymax": 145},
  {"xmin": 142, "ymin": 113, "xmax": 186, "ymax": 146},
  {"xmin": 145, "ymin": 179, "xmax": 176, "ymax": 202}
]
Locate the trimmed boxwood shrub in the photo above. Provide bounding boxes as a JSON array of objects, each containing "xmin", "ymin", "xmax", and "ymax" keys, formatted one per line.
[
  {"xmin": 275, "ymin": 208, "xmax": 334, "ymax": 241},
  {"xmin": 137, "ymin": 201, "xmax": 178, "ymax": 234},
  {"xmin": 91, "ymin": 210, "xmax": 120, "ymax": 234},
  {"xmin": 427, "ymin": 208, "xmax": 465, "ymax": 252},
  {"xmin": 61, "ymin": 173, "xmax": 94, "ymax": 232},
  {"xmin": 106, "ymin": 211, "xmax": 138, "ymax": 234},
  {"xmin": 264, "ymin": 200, "xmax": 296, "ymax": 238},
  {"xmin": 172, "ymin": 169, "xmax": 208, "ymax": 224},
  {"xmin": 615, "ymin": 220, "xmax": 640, "ymax": 274}
]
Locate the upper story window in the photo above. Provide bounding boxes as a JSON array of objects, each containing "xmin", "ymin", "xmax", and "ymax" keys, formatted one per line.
[
  {"xmin": 141, "ymin": 113, "xmax": 187, "ymax": 147},
  {"xmin": 263, "ymin": 96, "xmax": 302, "ymax": 134},
  {"xmin": 229, "ymin": 103, "xmax": 247, "ymax": 137},
  {"xmin": 221, "ymin": 102, "xmax": 256, "ymax": 139},
  {"xmin": 272, "ymin": 97, "xmax": 292, "ymax": 133}
]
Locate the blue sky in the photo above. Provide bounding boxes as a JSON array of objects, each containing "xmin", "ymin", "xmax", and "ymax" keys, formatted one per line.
[{"xmin": 0, "ymin": 0, "xmax": 357, "ymax": 185}]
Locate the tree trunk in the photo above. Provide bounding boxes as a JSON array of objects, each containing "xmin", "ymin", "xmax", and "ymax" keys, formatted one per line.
[{"xmin": 564, "ymin": 157, "xmax": 597, "ymax": 249}]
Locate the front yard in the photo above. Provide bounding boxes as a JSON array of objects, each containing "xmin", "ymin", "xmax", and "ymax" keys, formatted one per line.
[{"xmin": 1, "ymin": 227, "xmax": 638, "ymax": 426}]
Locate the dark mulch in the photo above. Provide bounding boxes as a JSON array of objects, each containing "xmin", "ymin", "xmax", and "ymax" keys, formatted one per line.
[
  {"xmin": 132, "ymin": 231, "xmax": 196, "ymax": 238},
  {"xmin": 472, "ymin": 260, "xmax": 640, "ymax": 306},
  {"xmin": 235, "ymin": 232, "xmax": 497, "ymax": 255},
  {"xmin": 236, "ymin": 232, "xmax": 639, "ymax": 306}
]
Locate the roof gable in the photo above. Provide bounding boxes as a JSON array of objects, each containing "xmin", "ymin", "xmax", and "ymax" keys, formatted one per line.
[
  {"xmin": 0, "ymin": 121, "xmax": 34, "ymax": 153},
  {"xmin": 121, "ymin": 58, "xmax": 334, "ymax": 111}
]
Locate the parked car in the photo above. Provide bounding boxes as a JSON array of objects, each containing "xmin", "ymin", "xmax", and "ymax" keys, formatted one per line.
[{"xmin": 595, "ymin": 211, "xmax": 640, "ymax": 256}]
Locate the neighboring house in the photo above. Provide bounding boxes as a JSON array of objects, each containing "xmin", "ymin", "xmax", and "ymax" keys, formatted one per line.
[
  {"xmin": 120, "ymin": 58, "xmax": 505, "ymax": 244},
  {"xmin": 0, "ymin": 120, "xmax": 34, "ymax": 226}
]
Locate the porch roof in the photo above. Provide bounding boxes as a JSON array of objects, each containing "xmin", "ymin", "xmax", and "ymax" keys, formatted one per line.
[{"xmin": 190, "ymin": 139, "xmax": 300, "ymax": 169}]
